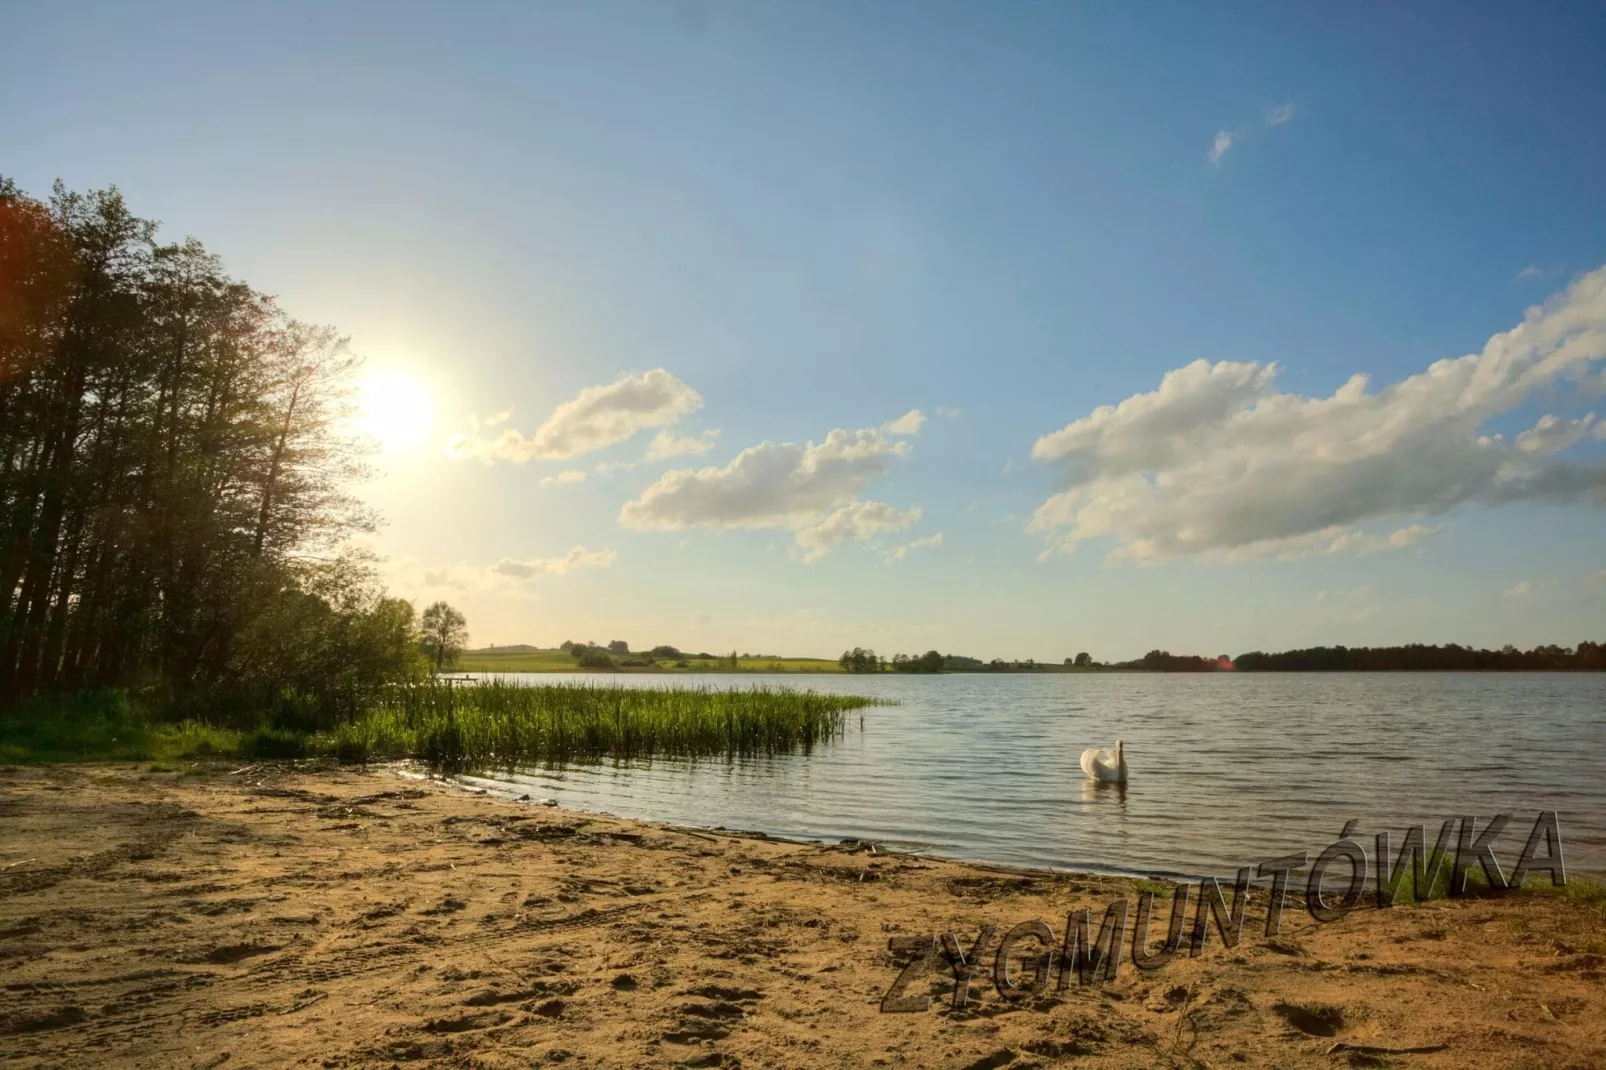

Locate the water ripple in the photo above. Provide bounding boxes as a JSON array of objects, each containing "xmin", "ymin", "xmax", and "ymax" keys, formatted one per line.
[{"xmin": 460, "ymin": 672, "xmax": 1606, "ymax": 878}]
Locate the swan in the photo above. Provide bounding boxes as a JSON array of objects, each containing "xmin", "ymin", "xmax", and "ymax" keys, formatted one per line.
[{"xmin": 1080, "ymin": 739, "xmax": 1127, "ymax": 782}]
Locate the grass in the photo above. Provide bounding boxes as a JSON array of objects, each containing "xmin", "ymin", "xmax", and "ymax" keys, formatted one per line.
[
  {"xmin": 1376, "ymin": 841, "xmax": 1602, "ymax": 907},
  {"xmin": 0, "ymin": 690, "xmax": 248, "ymax": 764},
  {"xmin": 0, "ymin": 681, "xmax": 883, "ymax": 770},
  {"xmin": 331, "ymin": 680, "xmax": 876, "ymax": 769},
  {"xmin": 450, "ymin": 648, "xmax": 845, "ymax": 674}
]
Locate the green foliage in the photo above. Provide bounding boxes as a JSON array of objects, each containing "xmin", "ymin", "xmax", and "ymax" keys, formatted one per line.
[
  {"xmin": 1131, "ymin": 877, "xmax": 1174, "ymax": 896},
  {"xmin": 0, "ymin": 681, "xmax": 884, "ymax": 770},
  {"xmin": 890, "ymin": 650, "xmax": 945, "ymax": 673},
  {"xmin": 839, "ymin": 647, "xmax": 880, "ymax": 672},
  {"xmin": 1114, "ymin": 650, "xmax": 1220, "ymax": 672},
  {"xmin": 0, "ymin": 690, "xmax": 244, "ymax": 763},
  {"xmin": 1235, "ymin": 641, "xmax": 1606, "ymax": 671},
  {"xmin": 1377, "ymin": 841, "xmax": 1599, "ymax": 906},
  {"xmin": 0, "ymin": 179, "xmax": 391, "ymax": 705},
  {"xmin": 229, "ymin": 558, "xmax": 427, "ymax": 726},
  {"xmin": 351, "ymin": 680, "xmax": 881, "ymax": 770},
  {"xmin": 419, "ymin": 601, "xmax": 468, "ymax": 673}
]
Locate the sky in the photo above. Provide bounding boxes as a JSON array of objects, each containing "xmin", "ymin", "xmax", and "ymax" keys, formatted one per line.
[{"xmin": 5, "ymin": 0, "xmax": 1606, "ymax": 661}]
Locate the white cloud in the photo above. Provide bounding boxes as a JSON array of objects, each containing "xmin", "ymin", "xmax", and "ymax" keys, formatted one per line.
[
  {"xmin": 594, "ymin": 460, "xmax": 636, "ymax": 476},
  {"xmin": 620, "ymin": 423, "xmax": 912, "ymax": 532},
  {"xmin": 936, "ymin": 405, "xmax": 963, "ymax": 419},
  {"xmin": 646, "ymin": 428, "xmax": 721, "ymax": 460},
  {"xmin": 1208, "ymin": 130, "xmax": 1235, "ymax": 167},
  {"xmin": 491, "ymin": 545, "xmax": 617, "ymax": 579},
  {"xmin": 882, "ymin": 409, "xmax": 927, "ymax": 436},
  {"xmin": 1317, "ymin": 585, "xmax": 1374, "ymax": 602},
  {"xmin": 1029, "ymin": 265, "xmax": 1606, "ymax": 564},
  {"xmin": 1210, "ymin": 102, "xmax": 1293, "ymax": 167},
  {"xmin": 445, "ymin": 369, "xmax": 702, "ymax": 463},
  {"xmin": 794, "ymin": 502, "xmax": 922, "ymax": 563},
  {"xmin": 1503, "ymin": 580, "xmax": 1533, "ymax": 599},
  {"xmin": 884, "ymin": 531, "xmax": 944, "ymax": 564},
  {"xmin": 539, "ymin": 469, "xmax": 588, "ymax": 487},
  {"xmin": 1516, "ymin": 264, "xmax": 1546, "ymax": 281},
  {"xmin": 1516, "ymin": 413, "xmax": 1595, "ymax": 453},
  {"xmin": 391, "ymin": 545, "xmax": 615, "ymax": 594},
  {"xmin": 1145, "ymin": 523, "xmax": 1445, "ymax": 565}
]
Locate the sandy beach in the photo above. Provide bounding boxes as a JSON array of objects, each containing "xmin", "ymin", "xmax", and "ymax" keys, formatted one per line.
[{"xmin": 0, "ymin": 762, "xmax": 1601, "ymax": 1069}]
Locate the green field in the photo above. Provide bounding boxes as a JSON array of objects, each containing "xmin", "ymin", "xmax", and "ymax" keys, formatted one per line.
[{"xmin": 450, "ymin": 648, "xmax": 845, "ymax": 674}]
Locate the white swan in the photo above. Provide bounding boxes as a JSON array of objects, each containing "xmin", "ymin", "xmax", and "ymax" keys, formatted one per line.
[{"xmin": 1080, "ymin": 739, "xmax": 1127, "ymax": 782}]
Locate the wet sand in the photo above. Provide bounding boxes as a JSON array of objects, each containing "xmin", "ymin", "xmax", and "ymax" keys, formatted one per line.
[{"xmin": 0, "ymin": 763, "xmax": 1601, "ymax": 1069}]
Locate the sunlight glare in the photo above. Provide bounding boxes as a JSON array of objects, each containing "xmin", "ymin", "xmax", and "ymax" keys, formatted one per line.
[{"xmin": 358, "ymin": 370, "xmax": 435, "ymax": 452}]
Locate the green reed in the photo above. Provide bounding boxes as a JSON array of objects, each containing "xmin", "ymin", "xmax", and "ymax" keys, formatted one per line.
[{"xmin": 329, "ymin": 680, "xmax": 882, "ymax": 769}]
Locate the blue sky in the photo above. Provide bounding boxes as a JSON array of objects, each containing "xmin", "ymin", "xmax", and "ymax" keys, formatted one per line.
[{"xmin": 6, "ymin": 1, "xmax": 1605, "ymax": 659}]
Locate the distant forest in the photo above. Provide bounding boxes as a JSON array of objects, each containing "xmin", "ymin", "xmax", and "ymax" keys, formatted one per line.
[
  {"xmin": 835, "ymin": 643, "xmax": 1606, "ymax": 673},
  {"xmin": 1233, "ymin": 642, "xmax": 1606, "ymax": 672}
]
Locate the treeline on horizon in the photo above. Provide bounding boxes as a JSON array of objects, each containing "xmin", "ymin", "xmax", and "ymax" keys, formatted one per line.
[
  {"xmin": 0, "ymin": 179, "xmax": 428, "ymax": 721},
  {"xmin": 834, "ymin": 643, "xmax": 1606, "ymax": 673},
  {"xmin": 557, "ymin": 639, "xmax": 733, "ymax": 670},
  {"xmin": 1232, "ymin": 641, "xmax": 1606, "ymax": 672}
]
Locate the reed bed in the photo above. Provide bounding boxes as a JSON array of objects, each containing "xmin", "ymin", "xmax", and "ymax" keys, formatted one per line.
[{"xmin": 330, "ymin": 679, "xmax": 882, "ymax": 769}]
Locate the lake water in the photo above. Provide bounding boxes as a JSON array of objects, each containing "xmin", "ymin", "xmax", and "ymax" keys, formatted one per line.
[{"xmin": 456, "ymin": 672, "xmax": 1606, "ymax": 880}]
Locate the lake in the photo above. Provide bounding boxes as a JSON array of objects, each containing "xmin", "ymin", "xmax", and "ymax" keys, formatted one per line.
[{"xmin": 455, "ymin": 672, "xmax": 1606, "ymax": 880}]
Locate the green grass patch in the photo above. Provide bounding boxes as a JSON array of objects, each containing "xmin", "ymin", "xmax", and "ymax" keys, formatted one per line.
[
  {"xmin": 1131, "ymin": 877, "xmax": 1174, "ymax": 896},
  {"xmin": 0, "ymin": 681, "xmax": 883, "ymax": 771},
  {"xmin": 0, "ymin": 691, "xmax": 247, "ymax": 763},
  {"xmin": 1377, "ymin": 842, "xmax": 1597, "ymax": 906},
  {"xmin": 340, "ymin": 680, "xmax": 877, "ymax": 769}
]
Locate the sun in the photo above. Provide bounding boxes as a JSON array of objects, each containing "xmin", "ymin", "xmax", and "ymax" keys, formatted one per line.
[{"xmin": 357, "ymin": 370, "xmax": 435, "ymax": 452}]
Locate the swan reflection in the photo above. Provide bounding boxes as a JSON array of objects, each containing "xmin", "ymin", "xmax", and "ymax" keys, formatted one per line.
[{"xmin": 1080, "ymin": 777, "xmax": 1128, "ymax": 807}]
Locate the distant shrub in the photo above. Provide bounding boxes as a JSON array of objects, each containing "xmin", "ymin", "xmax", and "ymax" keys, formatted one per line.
[{"xmin": 578, "ymin": 650, "xmax": 616, "ymax": 669}]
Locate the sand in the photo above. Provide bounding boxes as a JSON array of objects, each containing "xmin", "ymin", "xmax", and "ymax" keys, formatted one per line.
[{"xmin": 0, "ymin": 762, "xmax": 1601, "ymax": 1069}]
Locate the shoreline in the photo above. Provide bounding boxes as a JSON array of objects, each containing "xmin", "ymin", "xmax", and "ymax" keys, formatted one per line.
[
  {"xmin": 1, "ymin": 762, "xmax": 1602, "ymax": 1068},
  {"xmin": 447, "ymin": 764, "xmax": 1606, "ymax": 888},
  {"xmin": 447, "ymin": 766, "xmax": 1214, "ymax": 886}
]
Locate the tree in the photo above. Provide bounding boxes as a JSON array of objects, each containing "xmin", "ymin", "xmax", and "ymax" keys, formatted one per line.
[
  {"xmin": 578, "ymin": 649, "xmax": 614, "ymax": 669},
  {"xmin": 838, "ymin": 647, "xmax": 878, "ymax": 672},
  {"xmin": 229, "ymin": 556, "xmax": 424, "ymax": 726},
  {"xmin": 1074, "ymin": 652, "xmax": 1092, "ymax": 667},
  {"xmin": 0, "ymin": 179, "xmax": 377, "ymax": 701},
  {"xmin": 419, "ymin": 601, "xmax": 467, "ymax": 673},
  {"xmin": 607, "ymin": 639, "xmax": 629, "ymax": 655}
]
